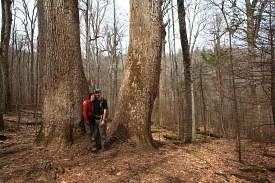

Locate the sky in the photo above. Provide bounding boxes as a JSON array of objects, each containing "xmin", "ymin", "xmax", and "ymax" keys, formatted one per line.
[
  {"xmin": 1, "ymin": 0, "xmax": 182, "ymax": 54},
  {"xmin": 117, "ymin": 0, "xmax": 130, "ymax": 13}
]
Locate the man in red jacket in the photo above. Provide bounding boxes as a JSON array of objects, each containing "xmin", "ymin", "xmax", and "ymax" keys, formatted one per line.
[{"xmin": 83, "ymin": 93, "xmax": 95, "ymax": 151}]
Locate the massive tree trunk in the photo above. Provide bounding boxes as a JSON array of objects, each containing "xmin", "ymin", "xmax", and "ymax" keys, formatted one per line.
[
  {"xmin": 0, "ymin": 0, "xmax": 12, "ymax": 113},
  {"xmin": 35, "ymin": 0, "xmax": 89, "ymax": 149},
  {"xmin": 177, "ymin": 0, "xmax": 196, "ymax": 143},
  {"xmin": 108, "ymin": 0, "xmax": 163, "ymax": 149},
  {"xmin": 0, "ymin": 73, "xmax": 3, "ymax": 131}
]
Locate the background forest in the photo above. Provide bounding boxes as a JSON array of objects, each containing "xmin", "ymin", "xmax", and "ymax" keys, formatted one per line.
[{"xmin": 1, "ymin": 0, "xmax": 275, "ymax": 149}]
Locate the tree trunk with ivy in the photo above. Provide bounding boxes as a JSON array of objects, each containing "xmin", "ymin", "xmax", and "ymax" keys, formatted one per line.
[
  {"xmin": 108, "ymin": 0, "xmax": 163, "ymax": 149},
  {"xmin": 35, "ymin": 0, "xmax": 88, "ymax": 149}
]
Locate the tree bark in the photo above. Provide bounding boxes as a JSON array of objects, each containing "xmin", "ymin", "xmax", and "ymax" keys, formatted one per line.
[
  {"xmin": 177, "ymin": 0, "xmax": 196, "ymax": 143},
  {"xmin": 0, "ymin": 72, "xmax": 3, "ymax": 131},
  {"xmin": 108, "ymin": 0, "xmax": 163, "ymax": 149},
  {"xmin": 269, "ymin": 3, "xmax": 275, "ymax": 131},
  {"xmin": 35, "ymin": 0, "xmax": 89, "ymax": 149},
  {"xmin": 0, "ymin": 0, "xmax": 13, "ymax": 113},
  {"xmin": 159, "ymin": 30, "xmax": 166, "ymax": 127}
]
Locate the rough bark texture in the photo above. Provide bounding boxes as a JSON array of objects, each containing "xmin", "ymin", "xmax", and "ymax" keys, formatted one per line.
[
  {"xmin": 0, "ymin": 0, "xmax": 12, "ymax": 113},
  {"xmin": 35, "ymin": 0, "xmax": 89, "ymax": 149},
  {"xmin": 0, "ymin": 71, "xmax": 3, "ymax": 131},
  {"xmin": 0, "ymin": 0, "xmax": 13, "ymax": 131},
  {"xmin": 108, "ymin": 0, "xmax": 163, "ymax": 149},
  {"xmin": 177, "ymin": 0, "xmax": 196, "ymax": 143},
  {"xmin": 270, "ymin": 5, "xmax": 275, "ymax": 131}
]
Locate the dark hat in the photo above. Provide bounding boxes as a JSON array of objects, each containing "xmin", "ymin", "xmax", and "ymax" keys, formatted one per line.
[{"xmin": 94, "ymin": 89, "xmax": 101, "ymax": 93}]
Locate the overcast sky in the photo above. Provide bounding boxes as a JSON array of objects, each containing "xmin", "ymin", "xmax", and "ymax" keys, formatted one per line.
[{"xmin": 117, "ymin": 0, "xmax": 130, "ymax": 13}]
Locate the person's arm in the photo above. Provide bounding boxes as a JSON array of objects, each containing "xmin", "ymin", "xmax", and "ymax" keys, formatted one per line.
[
  {"xmin": 83, "ymin": 101, "xmax": 90, "ymax": 124},
  {"xmin": 101, "ymin": 109, "xmax": 107, "ymax": 126}
]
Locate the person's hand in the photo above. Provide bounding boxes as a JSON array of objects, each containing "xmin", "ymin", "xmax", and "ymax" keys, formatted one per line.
[{"xmin": 100, "ymin": 120, "xmax": 105, "ymax": 126}]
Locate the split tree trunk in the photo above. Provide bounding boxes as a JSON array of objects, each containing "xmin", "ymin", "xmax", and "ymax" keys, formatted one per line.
[{"xmin": 109, "ymin": 0, "xmax": 163, "ymax": 149}]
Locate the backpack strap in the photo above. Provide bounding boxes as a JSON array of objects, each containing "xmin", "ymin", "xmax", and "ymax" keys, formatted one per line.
[{"xmin": 99, "ymin": 97, "xmax": 105, "ymax": 115}]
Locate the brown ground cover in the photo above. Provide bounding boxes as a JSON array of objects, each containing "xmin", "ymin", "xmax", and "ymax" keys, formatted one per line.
[{"xmin": 1, "ymin": 110, "xmax": 275, "ymax": 183}]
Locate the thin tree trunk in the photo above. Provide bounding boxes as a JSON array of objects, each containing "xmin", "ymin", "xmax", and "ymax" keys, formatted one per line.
[
  {"xmin": 220, "ymin": 1, "xmax": 242, "ymax": 162},
  {"xmin": 199, "ymin": 66, "xmax": 207, "ymax": 140},
  {"xmin": 159, "ymin": 33, "xmax": 166, "ymax": 127},
  {"xmin": 111, "ymin": 0, "xmax": 118, "ymax": 116},
  {"xmin": 269, "ymin": 3, "xmax": 275, "ymax": 131},
  {"xmin": 84, "ymin": 0, "xmax": 91, "ymax": 87},
  {"xmin": 177, "ymin": 0, "xmax": 196, "ymax": 143},
  {"xmin": 21, "ymin": 0, "xmax": 37, "ymax": 106}
]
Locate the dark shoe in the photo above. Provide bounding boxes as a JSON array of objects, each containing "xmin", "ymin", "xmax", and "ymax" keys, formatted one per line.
[
  {"xmin": 93, "ymin": 145, "xmax": 101, "ymax": 149},
  {"xmin": 101, "ymin": 148, "xmax": 105, "ymax": 152}
]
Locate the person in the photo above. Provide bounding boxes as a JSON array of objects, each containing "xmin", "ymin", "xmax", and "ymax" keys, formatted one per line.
[
  {"xmin": 82, "ymin": 93, "xmax": 96, "ymax": 151},
  {"xmin": 93, "ymin": 89, "xmax": 108, "ymax": 152}
]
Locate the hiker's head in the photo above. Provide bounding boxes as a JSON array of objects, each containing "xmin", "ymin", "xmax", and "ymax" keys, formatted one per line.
[
  {"xmin": 89, "ymin": 93, "xmax": 95, "ymax": 100},
  {"xmin": 94, "ymin": 89, "xmax": 102, "ymax": 99}
]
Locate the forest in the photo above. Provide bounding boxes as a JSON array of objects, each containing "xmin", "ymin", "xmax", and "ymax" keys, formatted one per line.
[{"xmin": 1, "ymin": 0, "xmax": 275, "ymax": 182}]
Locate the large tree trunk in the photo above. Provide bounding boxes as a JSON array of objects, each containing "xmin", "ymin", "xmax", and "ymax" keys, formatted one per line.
[
  {"xmin": 35, "ymin": 0, "xmax": 89, "ymax": 149},
  {"xmin": 108, "ymin": 0, "xmax": 163, "ymax": 149},
  {"xmin": 0, "ymin": 72, "xmax": 3, "ymax": 131},
  {"xmin": 0, "ymin": 0, "xmax": 12, "ymax": 113},
  {"xmin": 177, "ymin": 0, "xmax": 196, "ymax": 143}
]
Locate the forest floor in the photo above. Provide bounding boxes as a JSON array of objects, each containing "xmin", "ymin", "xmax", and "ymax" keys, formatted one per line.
[{"xmin": 1, "ymin": 110, "xmax": 275, "ymax": 183}]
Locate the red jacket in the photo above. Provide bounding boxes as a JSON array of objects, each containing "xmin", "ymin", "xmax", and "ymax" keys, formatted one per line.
[{"xmin": 82, "ymin": 100, "xmax": 94, "ymax": 124}]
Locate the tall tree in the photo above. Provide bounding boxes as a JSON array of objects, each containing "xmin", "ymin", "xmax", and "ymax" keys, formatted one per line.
[
  {"xmin": 219, "ymin": 0, "xmax": 242, "ymax": 161},
  {"xmin": 90, "ymin": 0, "xmax": 110, "ymax": 88},
  {"xmin": 35, "ymin": 0, "xmax": 89, "ymax": 148},
  {"xmin": 245, "ymin": 0, "xmax": 268, "ymax": 136},
  {"xmin": 80, "ymin": 0, "xmax": 94, "ymax": 90},
  {"xmin": 0, "ymin": 0, "xmax": 13, "ymax": 113},
  {"xmin": 17, "ymin": 0, "xmax": 37, "ymax": 106},
  {"xmin": 108, "ymin": 0, "xmax": 163, "ymax": 149},
  {"xmin": 177, "ymin": 0, "xmax": 196, "ymax": 143},
  {"xmin": 268, "ymin": 1, "xmax": 275, "ymax": 131},
  {"xmin": 0, "ymin": 0, "xmax": 13, "ymax": 131}
]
